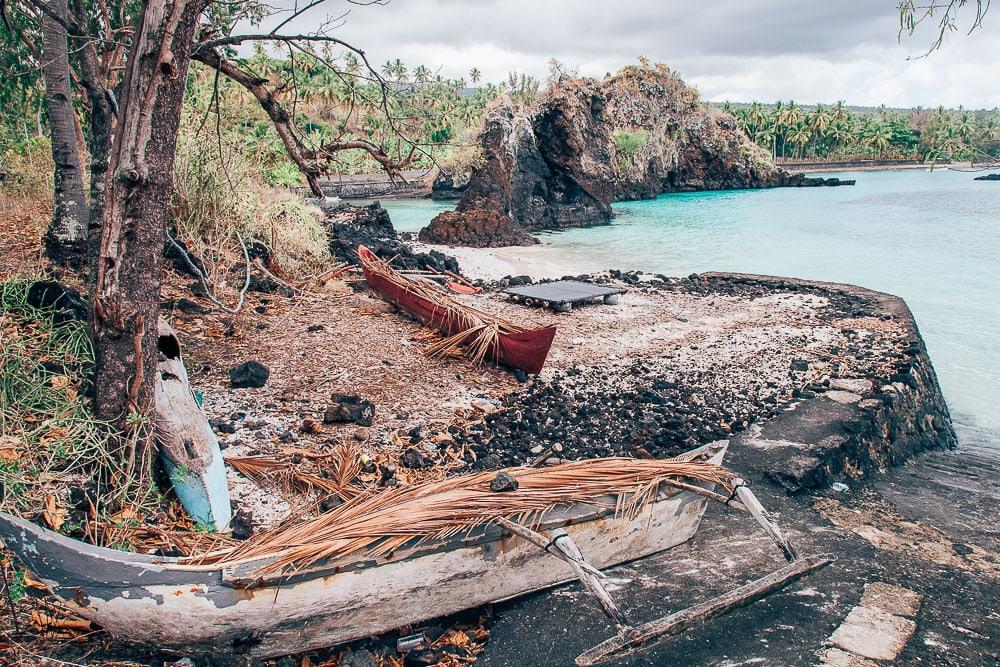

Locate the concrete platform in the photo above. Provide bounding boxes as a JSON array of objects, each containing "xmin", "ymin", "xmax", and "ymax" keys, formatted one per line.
[{"xmin": 504, "ymin": 280, "xmax": 624, "ymax": 312}]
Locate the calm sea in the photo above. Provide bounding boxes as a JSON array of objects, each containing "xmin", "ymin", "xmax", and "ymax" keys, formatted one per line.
[{"xmin": 381, "ymin": 169, "xmax": 1000, "ymax": 445}]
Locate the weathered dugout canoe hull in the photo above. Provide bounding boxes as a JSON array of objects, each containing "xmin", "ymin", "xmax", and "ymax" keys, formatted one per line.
[
  {"xmin": 0, "ymin": 443, "xmax": 726, "ymax": 659},
  {"xmin": 358, "ymin": 245, "xmax": 557, "ymax": 374}
]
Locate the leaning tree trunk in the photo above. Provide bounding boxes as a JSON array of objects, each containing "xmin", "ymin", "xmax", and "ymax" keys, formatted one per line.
[
  {"xmin": 92, "ymin": 0, "xmax": 206, "ymax": 484},
  {"xmin": 41, "ymin": 0, "xmax": 89, "ymax": 268}
]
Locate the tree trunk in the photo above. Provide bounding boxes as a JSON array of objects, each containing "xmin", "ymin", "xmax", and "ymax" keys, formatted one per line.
[
  {"xmin": 92, "ymin": 0, "xmax": 206, "ymax": 482},
  {"xmin": 70, "ymin": 0, "xmax": 116, "ymax": 251},
  {"xmin": 41, "ymin": 0, "xmax": 89, "ymax": 268}
]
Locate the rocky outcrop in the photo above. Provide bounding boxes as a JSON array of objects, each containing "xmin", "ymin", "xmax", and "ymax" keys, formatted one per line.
[
  {"xmin": 421, "ymin": 85, "xmax": 614, "ymax": 246},
  {"xmin": 424, "ymin": 64, "xmax": 850, "ymax": 247},
  {"xmin": 419, "ymin": 210, "xmax": 536, "ymax": 248},
  {"xmin": 974, "ymin": 173, "xmax": 1000, "ymax": 181},
  {"xmin": 710, "ymin": 273, "xmax": 956, "ymax": 493},
  {"xmin": 326, "ymin": 202, "xmax": 460, "ymax": 273},
  {"xmin": 603, "ymin": 70, "xmax": 776, "ymax": 199}
]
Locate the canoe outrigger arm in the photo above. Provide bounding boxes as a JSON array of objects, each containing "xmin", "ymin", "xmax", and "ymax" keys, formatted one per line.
[{"xmin": 500, "ymin": 480, "xmax": 833, "ymax": 666}]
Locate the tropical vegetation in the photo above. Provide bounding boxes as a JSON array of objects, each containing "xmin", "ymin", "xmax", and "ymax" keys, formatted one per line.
[{"xmin": 724, "ymin": 100, "xmax": 1000, "ymax": 163}]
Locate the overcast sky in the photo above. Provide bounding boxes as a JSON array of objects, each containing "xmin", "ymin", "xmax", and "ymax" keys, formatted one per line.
[{"xmin": 264, "ymin": 0, "xmax": 999, "ymax": 108}]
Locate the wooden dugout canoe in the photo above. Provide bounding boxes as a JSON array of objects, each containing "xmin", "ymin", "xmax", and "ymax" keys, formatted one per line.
[
  {"xmin": 357, "ymin": 245, "xmax": 556, "ymax": 374},
  {"xmin": 0, "ymin": 442, "xmax": 727, "ymax": 659}
]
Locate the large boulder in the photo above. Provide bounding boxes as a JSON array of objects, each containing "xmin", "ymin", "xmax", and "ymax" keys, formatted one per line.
[
  {"xmin": 602, "ymin": 67, "xmax": 781, "ymax": 198},
  {"xmin": 420, "ymin": 210, "xmax": 537, "ymax": 248},
  {"xmin": 326, "ymin": 202, "xmax": 396, "ymax": 262},
  {"xmin": 421, "ymin": 87, "xmax": 614, "ymax": 246}
]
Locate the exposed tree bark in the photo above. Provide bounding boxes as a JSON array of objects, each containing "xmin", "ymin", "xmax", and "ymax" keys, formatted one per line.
[
  {"xmin": 41, "ymin": 0, "xmax": 90, "ymax": 268},
  {"xmin": 92, "ymin": 0, "xmax": 206, "ymax": 482},
  {"xmin": 69, "ymin": 0, "xmax": 117, "ymax": 249}
]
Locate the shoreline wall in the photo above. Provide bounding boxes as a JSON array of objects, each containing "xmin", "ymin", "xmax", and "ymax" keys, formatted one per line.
[{"xmin": 710, "ymin": 273, "xmax": 957, "ymax": 492}]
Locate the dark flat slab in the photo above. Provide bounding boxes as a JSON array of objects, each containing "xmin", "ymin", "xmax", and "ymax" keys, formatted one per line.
[{"xmin": 504, "ymin": 280, "xmax": 623, "ymax": 309}]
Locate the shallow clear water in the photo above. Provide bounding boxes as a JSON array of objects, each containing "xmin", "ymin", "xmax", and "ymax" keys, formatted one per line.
[{"xmin": 381, "ymin": 170, "xmax": 1000, "ymax": 440}]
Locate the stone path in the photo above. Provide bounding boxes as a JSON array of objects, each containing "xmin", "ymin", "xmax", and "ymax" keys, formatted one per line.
[{"xmin": 819, "ymin": 582, "xmax": 921, "ymax": 664}]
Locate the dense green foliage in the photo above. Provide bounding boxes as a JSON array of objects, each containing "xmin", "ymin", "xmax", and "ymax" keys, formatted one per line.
[
  {"xmin": 613, "ymin": 129, "xmax": 649, "ymax": 168},
  {"xmin": 725, "ymin": 100, "xmax": 1000, "ymax": 162},
  {"xmin": 179, "ymin": 52, "xmax": 540, "ymax": 180}
]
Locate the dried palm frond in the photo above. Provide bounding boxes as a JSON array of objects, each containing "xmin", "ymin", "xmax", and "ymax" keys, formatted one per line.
[
  {"xmin": 225, "ymin": 455, "xmax": 288, "ymax": 484},
  {"xmin": 359, "ymin": 250, "xmax": 529, "ymax": 365},
  {"xmin": 198, "ymin": 458, "xmax": 733, "ymax": 576},
  {"xmin": 226, "ymin": 447, "xmax": 366, "ymax": 501}
]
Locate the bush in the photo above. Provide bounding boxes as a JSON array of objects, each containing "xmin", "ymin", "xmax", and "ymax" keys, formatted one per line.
[
  {"xmin": 171, "ymin": 113, "xmax": 332, "ymax": 285},
  {"xmin": 613, "ymin": 129, "xmax": 649, "ymax": 168}
]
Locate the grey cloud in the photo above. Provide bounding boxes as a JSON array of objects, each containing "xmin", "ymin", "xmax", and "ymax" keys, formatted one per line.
[{"xmin": 254, "ymin": 0, "xmax": 999, "ymax": 107}]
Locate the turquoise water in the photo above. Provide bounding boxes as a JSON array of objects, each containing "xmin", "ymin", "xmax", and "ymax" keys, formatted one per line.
[{"xmin": 381, "ymin": 170, "xmax": 1000, "ymax": 439}]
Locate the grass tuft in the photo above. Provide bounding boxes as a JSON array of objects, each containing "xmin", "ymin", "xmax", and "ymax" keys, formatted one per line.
[{"xmin": 0, "ymin": 278, "xmax": 161, "ymax": 550}]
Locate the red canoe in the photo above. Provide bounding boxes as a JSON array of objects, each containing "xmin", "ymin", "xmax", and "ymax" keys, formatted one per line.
[{"xmin": 357, "ymin": 246, "xmax": 556, "ymax": 374}]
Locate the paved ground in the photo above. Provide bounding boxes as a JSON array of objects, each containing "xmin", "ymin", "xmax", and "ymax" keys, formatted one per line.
[{"xmin": 477, "ymin": 425, "xmax": 999, "ymax": 666}]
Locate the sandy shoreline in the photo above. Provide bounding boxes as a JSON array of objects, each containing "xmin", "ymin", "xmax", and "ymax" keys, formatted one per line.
[{"xmin": 409, "ymin": 240, "xmax": 606, "ymax": 281}]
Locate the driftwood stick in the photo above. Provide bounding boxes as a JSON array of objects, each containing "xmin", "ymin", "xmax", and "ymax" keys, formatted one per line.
[
  {"xmin": 659, "ymin": 479, "xmax": 749, "ymax": 512},
  {"xmin": 494, "ymin": 518, "xmax": 603, "ymax": 578},
  {"xmin": 575, "ymin": 554, "xmax": 833, "ymax": 666},
  {"xmin": 529, "ymin": 446, "xmax": 555, "ymax": 467},
  {"xmin": 732, "ymin": 478, "xmax": 798, "ymax": 562}
]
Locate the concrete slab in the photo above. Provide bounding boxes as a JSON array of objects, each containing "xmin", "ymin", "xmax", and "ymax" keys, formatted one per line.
[
  {"xmin": 860, "ymin": 582, "xmax": 922, "ymax": 618},
  {"xmin": 826, "ymin": 390, "xmax": 862, "ymax": 404},
  {"xmin": 830, "ymin": 378, "xmax": 874, "ymax": 394},
  {"xmin": 830, "ymin": 606, "xmax": 916, "ymax": 661},
  {"xmin": 817, "ymin": 647, "xmax": 880, "ymax": 667}
]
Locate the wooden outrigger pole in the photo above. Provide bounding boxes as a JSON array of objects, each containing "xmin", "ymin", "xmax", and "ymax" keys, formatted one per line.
[{"xmin": 499, "ymin": 479, "xmax": 833, "ymax": 666}]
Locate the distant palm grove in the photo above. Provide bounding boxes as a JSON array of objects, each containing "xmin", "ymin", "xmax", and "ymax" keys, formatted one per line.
[{"xmin": 724, "ymin": 100, "xmax": 1000, "ymax": 163}]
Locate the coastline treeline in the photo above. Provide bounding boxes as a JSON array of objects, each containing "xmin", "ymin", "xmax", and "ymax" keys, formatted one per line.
[
  {"xmin": 4, "ymin": 49, "xmax": 997, "ymax": 198},
  {"xmin": 724, "ymin": 101, "xmax": 1000, "ymax": 163}
]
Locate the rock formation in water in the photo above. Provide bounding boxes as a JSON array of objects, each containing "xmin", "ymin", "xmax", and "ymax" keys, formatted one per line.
[
  {"xmin": 326, "ymin": 202, "xmax": 460, "ymax": 273},
  {"xmin": 422, "ymin": 63, "xmax": 849, "ymax": 247}
]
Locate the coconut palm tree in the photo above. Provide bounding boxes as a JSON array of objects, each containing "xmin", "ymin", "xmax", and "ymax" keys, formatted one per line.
[
  {"xmin": 789, "ymin": 122, "xmax": 812, "ymax": 158},
  {"xmin": 469, "ymin": 67, "xmax": 481, "ymax": 84}
]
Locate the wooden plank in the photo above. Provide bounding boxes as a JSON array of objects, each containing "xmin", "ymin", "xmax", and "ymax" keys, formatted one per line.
[
  {"xmin": 575, "ymin": 555, "xmax": 834, "ymax": 666},
  {"xmin": 733, "ymin": 478, "xmax": 798, "ymax": 562}
]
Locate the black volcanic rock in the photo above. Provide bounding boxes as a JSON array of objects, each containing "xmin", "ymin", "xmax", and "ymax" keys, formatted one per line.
[
  {"xmin": 324, "ymin": 393, "xmax": 375, "ymax": 426},
  {"xmin": 229, "ymin": 361, "xmax": 270, "ymax": 389},
  {"xmin": 26, "ymin": 280, "xmax": 88, "ymax": 322},
  {"xmin": 974, "ymin": 173, "xmax": 1000, "ymax": 181},
  {"xmin": 325, "ymin": 201, "xmax": 461, "ymax": 273}
]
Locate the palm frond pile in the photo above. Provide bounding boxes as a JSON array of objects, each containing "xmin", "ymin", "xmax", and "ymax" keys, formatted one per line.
[
  {"xmin": 225, "ymin": 443, "xmax": 366, "ymax": 502},
  {"xmin": 360, "ymin": 250, "xmax": 530, "ymax": 364},
  {"xmin": 200, "ymin": 458, "xmax": 733, "ymax": 576}
]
